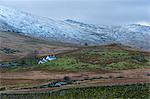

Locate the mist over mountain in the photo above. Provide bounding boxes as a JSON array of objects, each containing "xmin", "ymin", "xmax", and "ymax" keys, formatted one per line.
[{"xmin": 0, "ymin": 5, "xmax": 150, "ymax": 51}]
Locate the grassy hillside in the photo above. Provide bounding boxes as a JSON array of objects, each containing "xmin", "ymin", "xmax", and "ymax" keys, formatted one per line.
[
  {"xmin": 0, "ymin": 32, "xmax": 149, "ymax": 71},
  {"xmin": 0, "ymin": 31, "xmax": 76, "ymax": 62},
  {"xmin": 9, "ymin": 44, "xmax": 150, "ymax": 72},
  {"xmin": 0, "ymin": 32, "xmax": 149, "ymax": 98}
]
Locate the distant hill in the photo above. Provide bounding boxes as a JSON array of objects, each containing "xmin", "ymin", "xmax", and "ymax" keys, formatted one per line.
[
  {"xmin": 0, "ymin": 5, "xmax": 150, "ymax": 51},
  {"xmin": 0, "ymin": 32, "xmax": 76, "ymax": 61}
]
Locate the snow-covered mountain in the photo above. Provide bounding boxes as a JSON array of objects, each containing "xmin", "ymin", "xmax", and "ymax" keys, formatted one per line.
[{"xmin": 0, "ymin": 5, "xmax": 150, "ymax": 51}]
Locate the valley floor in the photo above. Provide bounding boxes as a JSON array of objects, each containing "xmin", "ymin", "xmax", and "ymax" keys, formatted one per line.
[{"xmin": 0, "ymin": 68, "xmax": 149, "ymax": 94}]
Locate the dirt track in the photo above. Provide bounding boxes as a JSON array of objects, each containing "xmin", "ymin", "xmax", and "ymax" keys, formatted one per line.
[
  {"xmin": 0, "ymin": 68, "xmax": 150, "ymax": 93},
  {"xmin": 5, "ymin": 78, "xmax": 149, "ymax": 94}
]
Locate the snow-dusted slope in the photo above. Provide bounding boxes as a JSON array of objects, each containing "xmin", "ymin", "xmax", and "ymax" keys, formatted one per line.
[
  {"xmin": 65, "ymin": 20, "xmax": 150, "ymax": 51},
  {"xmin": 0, "ymin": 5, "xmax": 150, "ymax": 51}
]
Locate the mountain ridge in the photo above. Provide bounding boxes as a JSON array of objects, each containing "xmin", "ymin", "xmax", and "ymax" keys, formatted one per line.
[{"xmin": 0, "ymin": 5, "xmax": 150, "ymax": 51}]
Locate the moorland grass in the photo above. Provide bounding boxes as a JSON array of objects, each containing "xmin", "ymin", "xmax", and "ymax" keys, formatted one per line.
[
  {"xmin": 1, "ymin": 84, "xmax": 149, "ymax": 99},
  {"xmin": 4, "ymin": 45, "xmax": 150, "ymax": 72}
]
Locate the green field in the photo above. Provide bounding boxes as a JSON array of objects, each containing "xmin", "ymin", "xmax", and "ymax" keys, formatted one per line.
[
  {"xmin": 1, "ymin": 84, "xmax": 149, "ymax": 99},
  {"xmin": 6, "ymin": 45, "xmax": 150, "ymax": 72}
]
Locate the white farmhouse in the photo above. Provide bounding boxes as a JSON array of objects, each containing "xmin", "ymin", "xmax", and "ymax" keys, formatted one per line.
[
  {"xmin": 38, "ymin": 60, "xmax": 45, "ymax": 64},
  {"xmin": 38, "ymin": 56, "xmax": 57, "ymax": 64},
  {"xmin": 46, "ymin": 56, "xmax": 56, "ymax": 61}
]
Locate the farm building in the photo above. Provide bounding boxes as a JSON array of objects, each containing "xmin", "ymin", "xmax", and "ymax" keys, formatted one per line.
[{"xmin": 38, "ymin": 56, "xmax": 57, "ymax": 64}]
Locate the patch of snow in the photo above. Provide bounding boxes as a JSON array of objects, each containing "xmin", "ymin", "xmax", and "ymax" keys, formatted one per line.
[{"xmin": 0, "ymin": 5, "xmax": 150, "ymax": 51}]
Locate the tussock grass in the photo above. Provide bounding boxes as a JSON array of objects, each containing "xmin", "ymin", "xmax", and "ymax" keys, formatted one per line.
[
  {"xmin": 4, "ymin": 45, "xmax": 150, "ymax": 72},
  {"xmin": 1, "ymin": 84, "xmax": 149, "ymax": 99}
]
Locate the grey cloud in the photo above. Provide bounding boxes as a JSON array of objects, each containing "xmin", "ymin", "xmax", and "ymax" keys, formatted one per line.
[{"xmin": 0, "ymin": 0, "xmax": 149, "ymax": 25}]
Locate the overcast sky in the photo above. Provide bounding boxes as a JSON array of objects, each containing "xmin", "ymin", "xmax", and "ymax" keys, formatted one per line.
[{"xmin": 0, "ymin": 0, "xmax": 150, "ymax": 25}]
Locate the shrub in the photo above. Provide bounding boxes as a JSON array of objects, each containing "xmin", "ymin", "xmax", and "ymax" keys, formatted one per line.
[
  {"xmin": 131, "ymin": 55, "xmax": 148, "ymax": 62},
  {"xmin": 0, "ymin": 87, "xmax": 6, "ymax": 91},
  {"xmin": 0, "ymin": 47, "xmax": 20, "ymax": 54},
  {"xmin": 64, "ymin": 76, "xmax": 71, "ymax": 82},
  {"xmin": 84, "ymin": 43, "xmax": 88, "ymax": 46}
]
